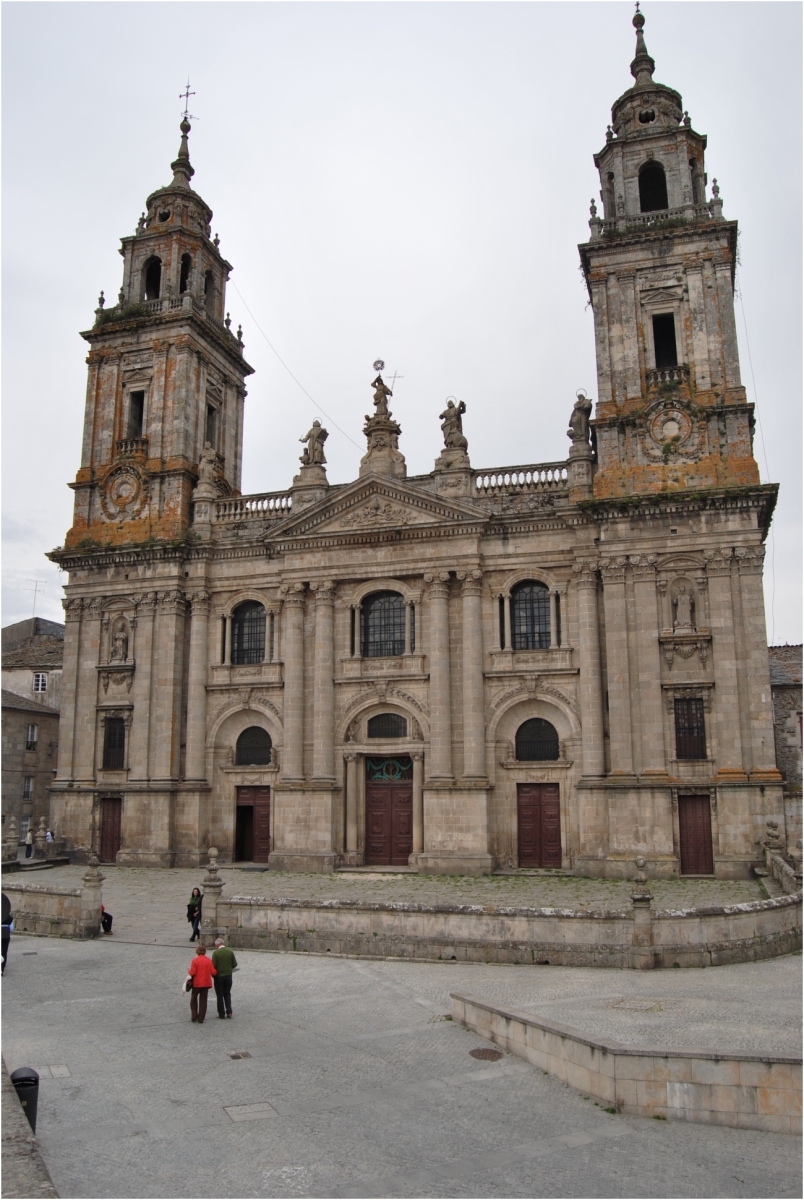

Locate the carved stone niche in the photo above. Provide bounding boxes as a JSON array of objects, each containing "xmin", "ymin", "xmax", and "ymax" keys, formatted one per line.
[{"xmin": 98, "ymin": 663, "xmax": 136, "ymax": 693}]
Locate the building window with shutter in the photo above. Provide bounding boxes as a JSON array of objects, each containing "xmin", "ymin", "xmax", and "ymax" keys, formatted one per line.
[
  {"xmin": 103, "ymin": 717, "xmax": 126, "ymax": 770},
  {"xmin": 33, "ymin": 673, "xmax": 48, "ymax": 693},
  {"xmin": 26, "ymin": 723, "xmax": 39, "ymax": 751},
  {"xmin": 674, "ymin": 697, "xmax": 707, "ymax": 760}
]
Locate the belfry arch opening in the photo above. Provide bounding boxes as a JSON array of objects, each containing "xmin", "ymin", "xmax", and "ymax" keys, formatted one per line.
[
  {"xmin": 142, "ymin": 256, "xmax": 162, "ymax": 301},
  {"xmin": 179, "ymin": 254, "xmax": 192, "ymax": 294},
  {"xmin": 638, "ymin": 161, "xmax": 669, "ymax": 213}
]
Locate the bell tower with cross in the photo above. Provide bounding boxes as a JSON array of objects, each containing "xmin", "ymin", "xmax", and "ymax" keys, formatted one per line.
[
  {"xmin": 579, "ymin": 8, "xmax": 763, "ymax": 501},
  {"xmin": 61, "ymin": 98, "xmax": 253, "ymax": 550}
]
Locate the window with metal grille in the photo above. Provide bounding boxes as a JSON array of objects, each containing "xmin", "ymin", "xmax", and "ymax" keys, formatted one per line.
[
  {"xmin": 232, "ymin": 602, "xmax": 266, "ymax": 665},
  {"xmin": 512, "ymin": 581, "xmax": 550, "ymax": 650},
  {"xmin": 366, "ymin": 757, "xmax": 413, "ymax": 781},
  {"xmin": 26, "ymin": 723, "xmax": 38, "ymax": 752},
  {"xmin": 674, "ymin": 698, "xmax": 707, "ymax": 760},
  {"xmin": 235, "ymin": 726, "xmax": 272, "ymax": 765},
  {"xmin": 102, "ymin": 717, "xmax": 126, "ymax": 770},
  {"xmin": 361, "ymin": 592, "xmax": 405, "ymax": 658},
  {"xmin": 22, "ymin": 777, "xmax": 33, "ymax": 801},
  {"xmin": 33, "ymin": 673, "xmax": 48, "ymax": 693},
  {"xmin": 515, "ymin": 718, "xmax": 560, "ymax": 761},
  {"xmin": 367, "ymin": 713, "xmax": 407, "ymax": 739}
]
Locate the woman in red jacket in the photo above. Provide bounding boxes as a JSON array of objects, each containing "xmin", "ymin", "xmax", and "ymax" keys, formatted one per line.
[{"xmin": 188, "ymin": 945, "xmax": 217, "ymax": 1023}]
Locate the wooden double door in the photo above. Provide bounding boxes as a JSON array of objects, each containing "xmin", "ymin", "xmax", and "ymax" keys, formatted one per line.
[
  {"xmin": 236, "ymin": 786, "xmax": 271, "ymax": 863},
  {"xmin": 99, "ymin": 797, "xmax": 122, "ymax": 863},
  {"xmin": 517, "ymin": 783, "xmax": 561, "ymax": 868},
  {"xmin": 678, "ymin": 794, "xmax": 714, "ymax": 875},
  {"xmin": 366, "ymin": 763, "xmax": 413, "ymax": 866}
]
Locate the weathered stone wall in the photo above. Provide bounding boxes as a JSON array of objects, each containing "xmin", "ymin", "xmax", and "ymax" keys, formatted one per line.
[{"xmin": 3, "ymin": 876, "xmax": 102, "ymax": 939}]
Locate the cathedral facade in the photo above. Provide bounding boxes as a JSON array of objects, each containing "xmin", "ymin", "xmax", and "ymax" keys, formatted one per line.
[{"xmin": 49, "ymin": 13, "xmax": 783, "ymax": 877}]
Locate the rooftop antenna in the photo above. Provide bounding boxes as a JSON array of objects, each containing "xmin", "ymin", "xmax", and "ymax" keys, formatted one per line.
[
  {"xmin": 25, "ymin": 580, "xmax": 46, "ymax": 619},
  {"xmin": 179, "ymin": 79, "xmax": 197, "ymax": 122}
]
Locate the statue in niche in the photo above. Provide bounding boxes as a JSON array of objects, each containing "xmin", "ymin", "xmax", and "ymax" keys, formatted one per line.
[
  {"xmin": 110, "ymin": 619, "xmax": 129, "ymax": 662},
  {"xmin": 299, "ymin": 420, "xmax": 328, "ymax": 466},
  {"xmin": 673, "ymin": 584, "xmax": 694, "ymax": 631},
  {"xmin": 369, "ymin": 374, "xmax": 393, "ymax": 419},
  {"xmin": 198, "ymin": 441, "xmax": 217, "ymax": 485},
  {"xmin": 567, "ymin": 392, "xmax": 593, "ymax": 446},
  {"xmin": 439, "ymin": 399, "xmax": 468, "ymax": 451}
]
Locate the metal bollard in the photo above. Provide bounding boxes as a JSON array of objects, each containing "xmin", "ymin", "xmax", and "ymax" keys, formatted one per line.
[{"xmin": 10, "ymin": 1067, "xmax": 39, "ymax": 1132}]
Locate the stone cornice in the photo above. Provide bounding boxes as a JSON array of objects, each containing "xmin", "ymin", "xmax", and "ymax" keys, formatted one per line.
[{"xmin": 80, "ymin": 307, "xmax": 254, "ymax": 377}]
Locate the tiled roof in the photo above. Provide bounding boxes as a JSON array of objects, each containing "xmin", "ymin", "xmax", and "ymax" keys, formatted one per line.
[
  {"xmin": 768, "ymin": 644, "xmax": 803, "ymax": 687},
  {"xmin": 1, "ymin": 688, "xmax": 60, "ymax": 716},
  {"xmin": 2, "ymin": 635, "xmax": 65, "ymax": 669}
]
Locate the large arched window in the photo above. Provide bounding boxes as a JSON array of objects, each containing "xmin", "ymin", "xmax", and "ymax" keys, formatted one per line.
[
  {"xmin": 515, "ymin": 718, "xmax": 559, "ymax": 761},
  {"xmin": 235, "ymin": 726, "xmax": 272, "ymax": 765},
  {"xmin": 638, "ymin": 161, "xmax": 668, "ymax": 213},
  {"xmin": 231, "ymin": 602, "xmax": 266, "ymax": 665},
  {"xmin": 142, "ymin": 256, "xmax": 162, "ymax": 301},
  {"xmin": 367, "ymin": 713, "xmax": 407, "ymax": 739},
  {"xmin": 361, "ymin": 591, "xmax": 406, "ymax": 658},
  {"xmin": 512, "ymin": 581, "xmax": 550, "ymax": 650}
]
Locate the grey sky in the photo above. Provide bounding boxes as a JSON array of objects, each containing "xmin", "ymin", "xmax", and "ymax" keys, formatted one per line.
[{"xmin": 2, "ymin": 1, "xmax": 801, "ymax": 641}]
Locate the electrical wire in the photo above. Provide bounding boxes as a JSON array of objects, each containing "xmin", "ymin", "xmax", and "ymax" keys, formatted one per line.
[
  {"xmin": 229, "ymin": 281, "xmax": 363, "ymax": 452},
  {"xmin": 736, "ymin": 268, "xmax": 776, "ymax": 645}
]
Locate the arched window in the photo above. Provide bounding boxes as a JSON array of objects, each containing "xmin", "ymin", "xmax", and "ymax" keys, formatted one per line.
[
  {"xmin": 515, "ymin": 718, "xmax": 559, "ymax": 762},
  {"xmin": 361, "ymin": 591, "xmax": 405, "ymax": 658},
  {"xmin": 231, "ymin": 602, "xmax": 266, "ymax": 665},
  {"xmin": 367, "ymin": 713, "xmax": 407, "ymax": 739},
  {"xmin": 638, "ymin": 161, "xmax": 668, "ymax": 213},
  {"xmin": 179, "ymin": 254, "xmax": 192, "ymax": 294},
  {"xmin": 512, "ymin": 581, "xmax": 550, "ymax": 650},
  {"xmin": 689, "ymin": 158, "xmax": 703, "ymax": 206},
  {"xmin": 204, "ymin": 269, "xmax": 215, "ymax": 311},
  {"xmin": 142, "ymin": 256, "xmax": 162, "ymax": 301},
  {"xmin": 235, "ymin": 725, "xmax": 272, "ymax": 766}
]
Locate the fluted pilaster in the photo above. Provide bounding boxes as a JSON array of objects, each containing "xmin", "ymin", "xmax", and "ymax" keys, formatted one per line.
[
  {"xmin": 458, "ymin": 569, "xmax": 485, "ymax": 780},
  {"xmin": 573, "ymin": 560, "xmax": 605, "ymax": 776},
  {"xmin": 281, "ymin": 584, "xmax": 306, "ymax": 781},
  {"xmin": 185, "ymin": 590, "xmax": 211, "ymax": 781},
  {"xmin": 425, "ymin": 572, "xmax": 452, "ymax": 780},
  {"xmin": 312, "ymin": 580, "xmax": 335, "ymax": 782}
]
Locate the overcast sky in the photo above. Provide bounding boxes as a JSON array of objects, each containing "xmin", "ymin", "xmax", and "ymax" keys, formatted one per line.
[{"xmin": 2, "ymin": 1, "xmax": 801, "ymax": 642}]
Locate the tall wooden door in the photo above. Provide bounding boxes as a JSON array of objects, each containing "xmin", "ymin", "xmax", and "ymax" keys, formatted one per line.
[
  {"xmin": 517, "ymin": 783, "xmax": 561, "ymax": 868},
  {"xmin": 236, "ymin": 787, "xmax": 271, "ymax": 863},
  {"xmin": 678, "ymin": 795, "xmax": 714, "ymax": 875},
  {"xmin": 365, "ymin": 758, "xmax": 413, "ymax": 866},
  {"xmin": 99, "ymin": 797, "xmax": 122, "ymax": 863}
]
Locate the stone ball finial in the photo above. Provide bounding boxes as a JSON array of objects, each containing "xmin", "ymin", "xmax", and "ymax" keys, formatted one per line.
[
  {"xmin": 180, "ymin": 117, "xmax": 191, "ymax": 136},
  {"xmin": 633, "ymin": 7, "xmax": 645, "ymax": 30},
  {"xmin": 635, "ymin": 855, "xmax": 646, "ymax": 870}
]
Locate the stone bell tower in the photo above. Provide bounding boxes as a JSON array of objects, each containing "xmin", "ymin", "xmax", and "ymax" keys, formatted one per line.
[
  {"xmin": 579, "ymin": 9, "xmax": 759, "ymax": 499},
  {"xmin": 64, "ymin": 118, "xmax": 253, "ymax": 550}
]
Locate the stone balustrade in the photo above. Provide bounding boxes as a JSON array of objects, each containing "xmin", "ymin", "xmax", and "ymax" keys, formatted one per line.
[
  {"xmin": 213, "ymin": 491, "xmax": 293, "ymax": 523},
  {"xmin": 116, "ymin": 436, "xmax": 149, "ymax": 457},
  {"xmin": 473, "ymin": 462, "xmax": 568, "ymax": 497},
  {"xmin": 597, "ymin": 202, "xmax": 718, "ymax": 236},
  {"xmin": 646, "ymin": 363, "xmax": 691, "ymax": 388}
]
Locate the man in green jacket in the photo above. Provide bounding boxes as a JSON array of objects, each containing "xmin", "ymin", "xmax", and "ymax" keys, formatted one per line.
[{"xmin": 212, "ymin": 938, "xmax": 238, "ymax": 1018}]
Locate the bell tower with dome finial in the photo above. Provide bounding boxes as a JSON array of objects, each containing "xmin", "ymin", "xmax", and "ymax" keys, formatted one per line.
[
  {"xmin": 61, "ymin": 113, "xmax": 253, "ymax": 551},
  {"xmin": 580, "ymin": 7, "xmax": 760, "ymax": 499}
]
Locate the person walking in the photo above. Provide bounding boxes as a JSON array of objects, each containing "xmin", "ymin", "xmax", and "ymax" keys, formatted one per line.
[
  {"xmin": 187, "ymin": 887, "xmax": 203, "ymax": 942},
  {"xmin": 24, "ymin": 829, "xmax": 33, "ymax": 859},
  {"xmin": 101, "ymin": 904, "xmax": 113, "ymax": 934},
  {"xmin": 2, "ymin": 893, "xmax": 13, "ymax": 975},
  {"xmin": 188, "ymin": 945, "xmax": 216, "ymax": 1023},
  {"xmin": 211, "ymin": 937, "xmax": 238, "ymax": 1019}
]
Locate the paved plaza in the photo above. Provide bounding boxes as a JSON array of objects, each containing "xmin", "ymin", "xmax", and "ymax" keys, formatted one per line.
[{"xmin": 2, "ymin": 920, "xmax": 801, "ymax": 1198}]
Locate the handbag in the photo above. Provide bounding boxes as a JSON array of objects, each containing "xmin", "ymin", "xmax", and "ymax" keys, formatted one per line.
[{"xmin": 183, "ymin": 974, "xmax": 193, "ymax": 994}]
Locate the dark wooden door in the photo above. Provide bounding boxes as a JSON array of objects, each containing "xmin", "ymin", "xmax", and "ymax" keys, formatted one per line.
[
  {"xmin": 366, "ymin": 783, "xmax": 413, "ymax": 865},
  {"xmin": 100, "ymin": 797, "xmax": 122, "ymax": 863},
  {"xmin": 678, "ymin": 795, "xmax": 714, "ymax": 875},
  {"xmin": 517, "ymin": 783, "xmax": 561, "ymax": 868},
  {"xmin": 236, "ymin": 787, "xmax": 271, "ymax": 862}
]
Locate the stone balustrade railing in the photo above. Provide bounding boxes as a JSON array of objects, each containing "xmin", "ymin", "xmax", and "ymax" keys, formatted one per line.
[
  {"xmin": 116, "ymin": 436, "xmax": 149, "ymax": 457},
  {"xmin": 474, "ymin": 462, "xmax": 568, "ymax": 497},
  {"xmin": 96, "ymin": 295, "xmax": 243, "ymax": 350},
  {"xmin": 646, "ymin": 363, "xmax": 691, "ymax": 388},
  {"xmin": 591, "ymin": 202, "xmax": 719, "ymax": 240},
  {"xmin": 214, "ymin": 490, "xmax": 293, "ymax": 523}
]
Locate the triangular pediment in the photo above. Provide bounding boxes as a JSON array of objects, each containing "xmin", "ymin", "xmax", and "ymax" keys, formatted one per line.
[{"xmin": 266, "ymin": 475, "xmax": 487, "ymax": 543}]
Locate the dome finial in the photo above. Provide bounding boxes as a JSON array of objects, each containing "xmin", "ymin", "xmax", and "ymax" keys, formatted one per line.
[
  {"xmin": 631, "ymin": 3, "xmax": 655, "ymax": 86},
  {"xmin": 171, "ymin": 81, "xmax": 196, "ymax": 187}
]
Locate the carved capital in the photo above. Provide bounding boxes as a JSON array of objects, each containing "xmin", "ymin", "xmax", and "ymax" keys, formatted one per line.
[
  {"xmin": 424, "ymin": 571, "xmax": 451, "ymax": 599},
  {"xmin": 343, "ymin": 751, "xmax": 358, "ymax": 763},
  {"xmin": 572, "ymin": 559, "xmax": 599, "ymax": 589},
  {"xmin": 280, "ymin": 582, "xmax": 307, "ymax": 608},
  {"xmin": 62, "ymin": 597, "xmax": 84, "ymax": 623},
  {"xmin": 457, "ymin": 569, "xmax": 483, "ymax": 596},
  {"xmin": 703, "ymin": 547, "xmax": 733, "ymax": 576},
  {"xmin": 600, "ymin": 555, "xmax": 628, "ymax": 584},
  {"xmin": 86, "ymin": 597, "xmax": 105, "ymax": 617},
  {"xmin": 311, "ymin": 579, "xmax": 336, "ymax": 604},
  {"xmin": 412, "ymin": 750, "xmax": 424, "ymax": 762},
  {"xmin": 157, "ymin": 589, "xmax": 186, "ymax": 612},
  {"xmin": 189, "ymin": 589, "xmax": 211, "ymax": 615},
  {"xmin": 735, "ymin": 545, "xmax": 766, "ymax": 576},
  {"xmin": 629, "ymin": 554, "xmax": 657, "ymax": 582}
]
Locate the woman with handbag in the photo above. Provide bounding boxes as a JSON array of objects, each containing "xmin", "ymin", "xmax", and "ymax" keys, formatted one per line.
[
  {"xmin": 187, "ymin": 887, "xmax": 203, "ymax": 942},
  {"xmin": 187, "ymin": 945, "xmax": 216, "ymax": 1023}
]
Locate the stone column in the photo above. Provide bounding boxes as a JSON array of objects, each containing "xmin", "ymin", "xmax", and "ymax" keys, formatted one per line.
[
  {"xmin": 185, "ymin": 590, "xmax": 211, "ymax": 781},
  {"xmin": 704, "ymin": 548, "xmax": 744, "ymax": 772},
  {"xmin": 404, "ymin": 600, "xmax": 413, "ymax": 655},
  {"xmin": 152, "ymin": 590, "xmax": 187, "ymax": 782},
  {"xmin": 351, "ymin": 605, "xmax": 361, "ymax": 658},
  {"xmin": 572, "ymin": 560, "xmax": 605, "ymax": 777},
  {"xmin": 199, "ymin": 847, "xmax": 224, "ymax": 945},
  {"xmin": 128, "ymin": 592, "xmax": 156, "ymax": 781},
  {"xmin": 458, "ymin": 570, "xmax": 486, "ymax": 780},
  {"xmin": 412, "ymin": 751, "xmax": 424, "ymax": 855},
  {"xmin": 549, "ymin": 590, "xmax": 559, "ymax": 649},
  {"xmin": 425, "ymin": 572, "xmax": 452, "ymax": 781},
  {"xmin": 630, "ymin": 556, "xmax": 666, "ymax": 775},
  {"xmin": 74, "ymin": 598, "xmax": 104, "ymax": 781},
  {"xmin": 223, "ymin": 615, "xmax": 232, "ymax": 665},
  {"xmin": 344, "ymin": 752, "xmax": 358, "ymax": 853},
  {"xmin": 312, "ymin": 580, "xmax": 335, "ymax": 782},
  {"xmin": 80, "ymin": 855, "xmax": 105, "ymax": 938},
  {"xmin": 281, "ymin": 584, "xmax": 306, "ymax": 782},
  {"xmin": 503, "ymin": 594, "xmax": 513, "ymax": 652},
  {"xmin": 736, "ymin": 546, "xmax": 779, "ymax": 773},
  {"xmin": 56, "ymin": 598, "xmax": 83, "ymax": 780},
  {"xmin": 601, "ymin": 556, "xmax": 634, "ymax": 774}
]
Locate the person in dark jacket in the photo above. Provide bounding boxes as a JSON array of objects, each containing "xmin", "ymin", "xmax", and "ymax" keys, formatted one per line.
[
  {"xmin": 187, "ymin": 888, "xmax": 203, "ymax": 942},
  {"xmin": 212, "ymin": 938, "xmax": 238, "ymax": 1018},
  {"xmin": 1, "ymin": 893, "xmax": 13, "ymax": 975}
]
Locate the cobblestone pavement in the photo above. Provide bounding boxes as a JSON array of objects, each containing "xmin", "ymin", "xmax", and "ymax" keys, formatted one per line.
[
  {"xmin": 27, "ymin": 864, "xmax": 766, "ymax": 951},
  {"xmin": 2, "ymin": 940, "xmax": 801, "ymax": 1200}
]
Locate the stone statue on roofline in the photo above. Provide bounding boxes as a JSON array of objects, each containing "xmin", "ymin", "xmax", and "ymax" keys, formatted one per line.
[
  {"xmin": 198, "ymin": 441, "xmax": 218, "ymax": 485},
  {"xmin": 567, "ymin": 392, "xmax": 593, "ymax": 447},
  {"xmin": 370, "ymin": 374, "xmax": 393, "ymax": 419},
  {"xmin": 299, "ymin": 419, "xmax": 328, "ymax": 466},
  {"xmin": 439, "ymin": 399, "xmax": 468, "ymax": 452}
]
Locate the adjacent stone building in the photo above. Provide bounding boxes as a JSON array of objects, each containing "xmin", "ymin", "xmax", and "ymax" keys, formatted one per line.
[
  {"xmin": 2, "ymin": 617, "xmax": 65, "ymax": 712},
  {"xmin": 768, "ymin": 644, "xmax": 802, "ymax": 853},
  {"xmin": 48, "ymin": 13, "xmax": 786, "ymax": 876}
]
